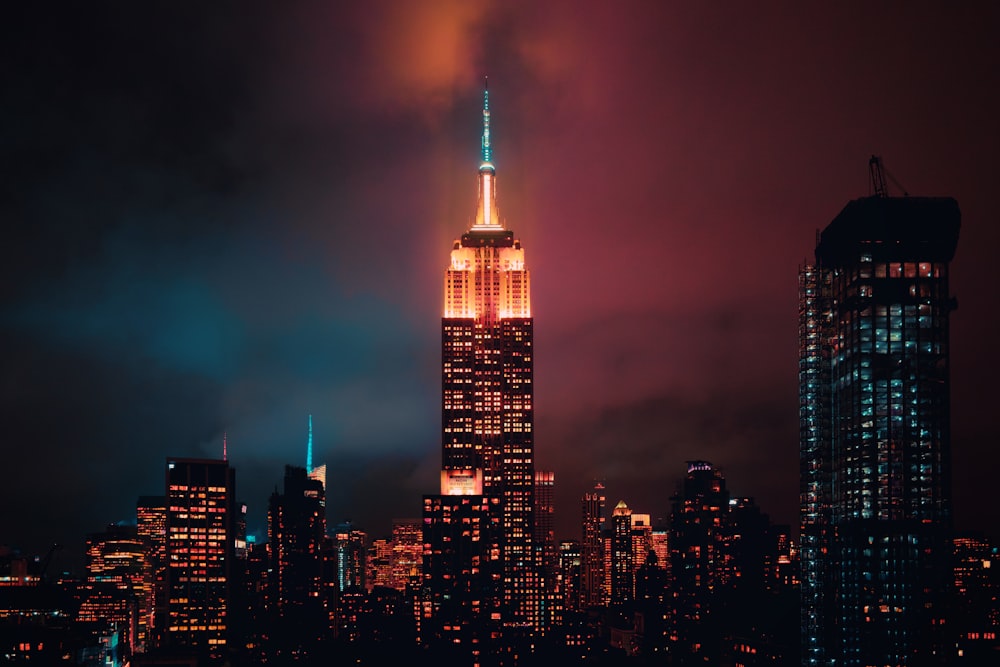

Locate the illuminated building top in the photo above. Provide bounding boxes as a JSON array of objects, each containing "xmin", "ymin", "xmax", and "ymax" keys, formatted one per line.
[{"xmin": 444, "ymin": 80, "xmax": 530, "ymax": 322}]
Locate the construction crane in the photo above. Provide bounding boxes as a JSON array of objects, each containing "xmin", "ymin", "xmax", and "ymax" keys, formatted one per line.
[
  {"xmin": 34, "ymin": 543, "xmax": 62, "ymax": 580},
  {"xmin": 869, "ymin": 154, "xmax": 909, "ymax": 197}
]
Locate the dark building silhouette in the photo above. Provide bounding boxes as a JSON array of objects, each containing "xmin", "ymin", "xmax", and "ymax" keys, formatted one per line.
[
  {"xmin": 799, "ymin": 168, "xmax": 960, "ymax": 666},
  {"xmin": 951, "ymin": 532, "xmax": 1000, "ymax": 663},
  {"xmin": 265, "ymin": 464, "xmax": 330, "ymax": 656},
  {"xmin": 669, "ymin": 460, "xmax": 731, "ymax": 664},
  {"xmin": 419, "ymin": 493, "xmax": 502, "ymax": 652}
]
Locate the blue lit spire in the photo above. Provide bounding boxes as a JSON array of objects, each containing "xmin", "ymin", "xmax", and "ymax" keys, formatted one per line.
[
  {"xmin": 473, "ymin": 77, "xmax": 501, "ymax": 229},
  {"xmin": 480, "ymin": 76, "xmax": 493, "ymax": 170},
  {"xmin": 306, "ymin": 414, "xmax": 313, "ymax": 473}
]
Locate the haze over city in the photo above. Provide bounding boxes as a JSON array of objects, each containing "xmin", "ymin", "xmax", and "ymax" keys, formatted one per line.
[{"xmin": 2, "ymin": 1, "xmax": 998, "ymax": 575}]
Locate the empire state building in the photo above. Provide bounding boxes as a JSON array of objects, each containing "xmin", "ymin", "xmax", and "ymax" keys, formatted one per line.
[{"xmin": 423, "ymin": 82, "xmax": 539, "ymax": 648}]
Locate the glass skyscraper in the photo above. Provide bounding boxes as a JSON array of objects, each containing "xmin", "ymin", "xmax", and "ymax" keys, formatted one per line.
[{"xmin": 799, "ymin": 189, "xmax": 960, "ymax": 666}]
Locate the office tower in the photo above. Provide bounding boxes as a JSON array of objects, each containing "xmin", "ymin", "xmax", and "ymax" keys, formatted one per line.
[
  {"xmin": 369, "ymin": 537, "xmax": 393, "ymax": 589},
  {"xmin": 389, "ymin": 518, "xmax": 422, "ymax": 593},
  {"xmin": 799, "ymin": 172, "xmax": 960, "ymax": 666},
  {"xmin": 78, "ymin": 523, "xmax": 149, "ymax": 653},
  {"xmin": 164, "ymin": 457, "xmax": 237, "ymax": 661},
  {"xmin": 669, "ymin": 460, "xmax": 731, "ymax": 663},
  {"xmin": 437, "ymin": 81, "xmax": 537, "ymax": 633},
  {"xmin": 136, "ymin": 495, "xmax": 166, "ymax": 648},
  {"xmin": 535, "ymin": 470, "xmax": 558, "ymax": 631},
  {"xmin": 420, "ymin": 493, "xmax": 502, "ymax": 650},
  {"xmin": 610, "ymin": 501, "xmax": 634, "ymax": 607},
  {"xmin": 650, "ymin": 522, "xmax": 670, "ymax": 580},
  {"xmin": 332, "ymin": 521, "xmax": 368, "ymax": 593},
  {"xmin": 557, "ymin": 539, "xmax": 582, "ymax": 614},
  {"xmin": 581, "ymin": 482, "xmax": 606, "ymax": 608},
  {"xmin": 630, "ymin": 513, "xmax": 653, "ymax": 575},
  {"xmin": 952, "ymin": 532, "xmax": 1000, "ymax": 662},
  {"xmin": 266, "ymin": 465, "xmax": 329, "ymax": 655}
]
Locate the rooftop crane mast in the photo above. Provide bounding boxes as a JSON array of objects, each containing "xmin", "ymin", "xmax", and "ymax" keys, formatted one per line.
[
  {"xmin": 869, "ymin": 155, "xmax": 888, "ymax": 197},
  {"xmin": 869, "ymin": 154, "xmax": 909, "ymax": 197}
]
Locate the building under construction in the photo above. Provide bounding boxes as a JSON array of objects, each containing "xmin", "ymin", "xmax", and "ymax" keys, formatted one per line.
[{"xmin": 798, "ymin": 158, "xmax": 960, "ymax": 666}]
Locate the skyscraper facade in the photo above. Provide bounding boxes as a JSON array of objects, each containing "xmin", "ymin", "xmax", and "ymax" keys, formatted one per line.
[
  {"xmin": 610, "ymin": 501, "xmax": 634, "ymax": 607},
  {"xmin": 581, "ymin": 482, "xmax": 606, "ymax": 608},
  {"xmin": 436, "ymin": 82, "xmax": 538, "ymax": 634},
  {"xmin": 266, "ymin": 465, "xmax": 329, "ymax": 655},
  {"xmin": 78, "ymin": 523, "xmax": 149, "ymax": 653},
  {"xmin": 669, "ymin": 460, "xmax": 731, "ymax": 663},
  {"xmin": 164, "ymin": 457, "xmax": 237, "ymax": 661},
  {"xmin": 798, "ymin": 186, "xmax": 960, "ymax": 666},
  {"xmin": 136, "ymin": 495, "xmax": 166, "ymax": 649},
  {"xmin": 534, "ymin": 470, "xmax": 559, "ymax": 630}
]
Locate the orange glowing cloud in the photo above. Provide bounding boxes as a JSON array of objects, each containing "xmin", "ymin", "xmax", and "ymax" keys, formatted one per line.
[{"xmin": 358, "ymin": 1, "xmax": 492, "ymax": 118}]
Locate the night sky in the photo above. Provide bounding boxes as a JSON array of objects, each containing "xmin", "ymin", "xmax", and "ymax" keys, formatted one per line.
[{"xmin": 3, "ymin": 2, "xmax": 998, "ymax": 572}]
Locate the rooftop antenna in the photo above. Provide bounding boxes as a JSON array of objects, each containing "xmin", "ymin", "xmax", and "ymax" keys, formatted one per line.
[
  {"xmin": 306, "ymin": 414, "xmax": 313, "ymax": 473},
  {"xmin": 223, "ymin": 432, "xmax": 228, "ymax": 462}
]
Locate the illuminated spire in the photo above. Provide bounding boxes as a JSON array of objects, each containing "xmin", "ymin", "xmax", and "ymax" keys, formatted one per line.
[
  {"xmin": 481, "ymin": 76, "xmax": 492, "ymax": 167},
  {"xmin": 306, "ymin": 414, "xmax": 313, "ymax": 473},
  {"xmin": 473, "ymin": 77, "xmax": 501, "ymax": 230},
  {"xmin": 223, "ymin": 432, "xmax": 228, "ymax": 462}
]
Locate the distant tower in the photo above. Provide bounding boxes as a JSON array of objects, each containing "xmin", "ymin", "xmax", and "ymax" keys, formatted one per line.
[
  {"xmin": 163, "ymin": 457, "xmax": 237, "ymax": 660},
  {"xmin": 798, "ymin": 175, "xmax": 960, "ymax": 666},
  {"xmin": 136, "ymin": 495, "xmax": 166, "ymax": 649},
  {"xmin": 610, "ymin": 500, "xmax": 634, "ymax": 607},
  {"xmin": 581, "ymin": 481, "xmax": 606, "ymax": 608}
]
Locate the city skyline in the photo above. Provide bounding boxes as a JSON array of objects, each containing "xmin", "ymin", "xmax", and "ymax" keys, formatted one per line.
[{"xmin": 3, "ymin": 2, "xmax": 999, "ymax": 571}]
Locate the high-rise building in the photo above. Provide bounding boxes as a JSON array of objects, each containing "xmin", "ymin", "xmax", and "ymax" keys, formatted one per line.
[
  {"xmin": 669, "ymin": 460, "xmax": 731, "ymax": 663},
  {"xmin": 557, "ymin": 539, "xmax": 582, "ymax": 615},
  {"xmin": 798, "ymin": 171, "xmax": 960, "ymax": 666},
  {"xmin": 266, "ymin": 465, "xmax": 329, "ymax": 654},
  {"xmin": 535, "ymin": 470, "xmax": 558, "ymax": 631},
  {"xmin": 610, "ymin": 501, "xmax": 634, "ymax": 607},
  {"xmin": 433, "ymin": 80, "xmax": 538, "ymax": 637},
  {"xmin": 420, "ymin": 493, "xmax": 502, "ymax": 651},
  {"xmin": 332, "ymin": 521, "xmax": 368, "ymax": 594},
  {"xmin": 78, "ymin": 523, "xmax": 149, "ymax": 653},
  {"xmin": 389, "ymin": 518, "xmax": 422, "ymax": 593},
  {"xmin": 136, "ymin": 495, "xmax": 166, "ymax": 649},
  {"xmin": 163, "ymin": 457, "xmax": 237, "ymax": 661},
  {"xmin": 581, "ymin": 482, "xmax": 606, "ymax": 608},
  {"xmin": 952, "ymin": 532, "xmax": 1000, "ymax": 662}
]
